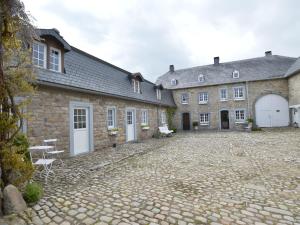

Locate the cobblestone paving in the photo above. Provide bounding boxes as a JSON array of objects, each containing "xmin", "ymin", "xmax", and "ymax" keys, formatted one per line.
[{"xmin": 2, "ymin": 129, "xmax": 300, "ymax": 225}]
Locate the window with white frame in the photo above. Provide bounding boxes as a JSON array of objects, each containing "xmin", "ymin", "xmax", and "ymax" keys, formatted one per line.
[
  {"xmin": 181, "ymin": 93, "xmax": 189, "ymax": 104},
  {"xmin": 199, "ymin": 113, "xmax": 209, "ymax": 125},
  {"xmin": 156, "ymin": 89, "xmax": 161, "ymax": 100},
  {"xmin": 235, "ymin": 109, "xmax": 246, "ymax": 122},
  {"xmin": 198, "ymin": 74, "xmax": 205, "ymax": 82},
  {"xmin": 232, "ymin": 70, "xmax": 239, "ymax": 78},
  {"xmin": 32, "ymin": 41, "xmax": 46, "ymax": 68},
  {"xmin": 107, "ymin": 107, "xmax": 116, "ymax": 129},
  {"xmin": 171, "ymin": 79, "xmax": 178, "ymax": 86},
  {"xmin": 161, "ymin": 111, "xmax": 166, "ymax": 124},
  {"xmin": 199, "ymin": 92, "xmax": 208, "ymax": 104},
  {"xmin": 234, "ymin": 87, "xmax": 245, "ymax": 100},
  {"xmin": 49, "ymin": 47, "xmax": 61, "ymax": 72},
  {"xmin": 141, "ymin": 110, "xmax": 148, "ymax": 125},
  {"xmin": 220, "ymin": 88, "xmax": 228, "ymax": 101},
  {"xmin": 133, "ymin": 79, "xmax": 140, "ymax": 93}
]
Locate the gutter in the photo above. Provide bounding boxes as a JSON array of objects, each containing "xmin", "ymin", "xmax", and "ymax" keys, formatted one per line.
[{"xmin": 37, "ymin": 80, "xmax": 176, "ymax": 107}]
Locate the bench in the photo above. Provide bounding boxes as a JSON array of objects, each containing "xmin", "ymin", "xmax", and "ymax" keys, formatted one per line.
[{"xmin": 159, "ymin": 126, "xmax": 174, "ymax": 137}]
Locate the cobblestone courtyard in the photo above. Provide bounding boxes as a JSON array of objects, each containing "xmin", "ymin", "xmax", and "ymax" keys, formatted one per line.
[{"xmin": 3, "ymin": 129, "xmax": 300, "ymax": 225}]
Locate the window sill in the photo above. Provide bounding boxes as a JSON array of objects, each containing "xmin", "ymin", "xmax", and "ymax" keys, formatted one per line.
[
  {"xmin": 200, "ymin": 123, "xmax": 209, "ymax": 126},
  {"xmin": 199, "ymin": 102, "xmax": 208, "ymax": 105},
  {"xmin": 181, "ymin": 102, "xmax": 189, "ymax": 105},
  {"xmin": 235, "ymin": 121, "xmax": 246, "ymax": 124},
  {"xmin": 220, "ymin": 99, "xmax": 228, "ymax": 102},
  {"xmin": 234, "ymin": 98, "xmax": 245, "ymax": 101}
]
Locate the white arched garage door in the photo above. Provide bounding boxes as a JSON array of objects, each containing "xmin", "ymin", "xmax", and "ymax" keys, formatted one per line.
[{"xmin": 255, "ymin": 94, "xmax": 289, "ymax": 127}]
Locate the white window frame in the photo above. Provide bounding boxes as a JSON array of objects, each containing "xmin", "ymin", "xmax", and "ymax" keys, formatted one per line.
[
  {"xmin": 141, "ymin": 110, "xmax": 148, "ymax": 125},
  {"xmin": 171, "ymin": 79, "xmax": 177, "ymax": 86},
  {"xmin": 233, "ymin": 70, "xmax": 239, "ymax": 79},
  {"xmin": 199, "ymin": 113, "xmax": 209, "ymax": 125},
  {"xmin": 161, "ymin": 111, "xmax": 167, "ymax": 125},
  {"xmin": 181, "ymin": 93, "xmax": 189, "ymax": 104},
  {"xmin": 198, "ymin": 74, "xmax": 205, "ymax": 82},
  {"xmin": 199, "ymin": 92, "xmax": 208, "ymax": 104},
  {"xmin": 220, "ymin": 88, "xmax": 228, "ymax": 101},
  {"xmin": 156, "ymin": 89, "xmax": 161, "ymax": 100},
  {"xmin": 233, "ymin": 86, "xmax": 245, "ymax": 100},
  {"xmin": 133, "ymin": 79, "xmax": 140, "ymax": 93},
  {"xmin": 235, "ymin": 109, "xmax": 246, "ymax": 123},
  {"xmin": 107, "ymin": 107, "xmax": 117, "ymax": 129},
  {"xmin": 32, "ymin": 41, "xmax": 47, "ymax": 68},
  {"xmin": 49, "ymin": 47, "xmax": 61, "ymax": 72}
]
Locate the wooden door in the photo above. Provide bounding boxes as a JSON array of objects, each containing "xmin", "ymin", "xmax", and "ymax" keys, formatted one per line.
[{"xmin": 182, "ymin": 113, "xmax": 190, "ymax": 130}]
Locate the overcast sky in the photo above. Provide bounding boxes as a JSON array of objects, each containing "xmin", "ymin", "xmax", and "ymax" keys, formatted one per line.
[{"xmin": 23, "ymin": 0, "xmax": 299, "ymax": 82}]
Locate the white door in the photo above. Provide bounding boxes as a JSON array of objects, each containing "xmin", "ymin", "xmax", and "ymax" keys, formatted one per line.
[
  {"xmin": 255, "ymin": 94, "xmax": 289, "ymax": 127},
  {"xmin": 73, "ymin": 107, "xmax": 90, "ymax": 155},
  {"xmin": 126, "ymin": 110, "xmax": 135, "ymax": 142}
]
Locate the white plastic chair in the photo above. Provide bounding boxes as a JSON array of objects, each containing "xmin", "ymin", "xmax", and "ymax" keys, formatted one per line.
[
  {"xmin": 29, "ymin": 149, "xmax": 55, "ymax": 184},
  {"xmin": 159, "ymin": 126, "xmax": 174, "ymax": 137},
  {"xmin": 43, "ymin": 139, "xmax": 65, "ymax": 166}
]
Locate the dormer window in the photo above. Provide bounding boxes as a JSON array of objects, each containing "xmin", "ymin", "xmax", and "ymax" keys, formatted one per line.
[
  {"xmin": 171, "ymin": 79, "xmax": 178, "ymax": 86},
  {"xmin": 198, "ymin": 74, "xmax": 205, "ymax": 82},
  {"xmin": 49, "ymin": 47, "xmax": 61, "ymax": 72},
  {"xmin": 32, "ymin": 41, "xmax": 47, "ymax": 68},
  {"xmin": 133, "ymin": 79, "xmax": 140, "ymax": 93},
  {"xmin": 232, "ymin": 70, "xmax": 239, "ymax": 79},
  {"xmin": 156, "ymin": 89, "xmax": 161, "ymax": 100}
]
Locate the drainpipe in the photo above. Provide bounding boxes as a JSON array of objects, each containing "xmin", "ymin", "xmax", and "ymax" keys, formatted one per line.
[{"xmin": 246, "ymin": 81, "xmax": 250, "ymax": 118}]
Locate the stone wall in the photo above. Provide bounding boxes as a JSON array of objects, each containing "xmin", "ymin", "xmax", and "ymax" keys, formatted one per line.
[
  {"xmin": 172, "ymin": 79, "xmax": 289, "ymax": 130},
  {"xmin": 288, "ymin": 72, "xmax": 300, "ymax": 106},
  {"xmin": 27, "ymin": 85, "xmax": 166, "ymax": 156}
]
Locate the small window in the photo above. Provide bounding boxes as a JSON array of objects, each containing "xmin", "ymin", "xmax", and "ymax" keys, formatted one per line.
[
  {"xmin": 32, "ymin": 41, "xmax": 46, "ymax": 68},
  {"xmin": 171, "ymin": 79, "xmax": 178, "ymax": 86},
  {"xmin": 107, "ymin": 107, "xmax": 116, "ymax": 129},
  {"xmin": 199, "ymin": 92, "xmax": 208, "ymax": 104},
  {"xmin": 49, "ymin": 47, "xmax": 61, "ymax": 72},
  {"xmin": 161, "ymin": 111, "xmax": 167, "ymax": 124},
  {"xmin": 141, "ymin": 110, "xmax": 148, "ymax": 125},
  {"xmin": 133, "ymin": 79, "xmax": 141, "ymax": 93},
  {"xmin": 198, "ymin": 74, "xmax": 205, "ymax": 82},
  {"xmin": 74, "ymin": 108, "xmax": 87, "ymax": 129},
  {"xmin": 199, "ymin": 113, "xmax": 209, "ymax": 125},
  {"xmin": 156, "ymin": 89, "xmax": 161, "ymax": 100},
  {"xmin": 235, "ymin": 109, "xmax": 246, "ymax": 123},
  {"xmin": 181, "ymin": 93, "xmax": 189, "ymax": 104},
  {"xmin": 234, "ymin": 87, "xmax": 245, "ymax": 100},
  {"xmin": 220, "ymin": 88, "xmax": 228, "ymax": 101},
  {"xmin": 232, "ymin": 70, "xmax": 239, "ymax": 79}
]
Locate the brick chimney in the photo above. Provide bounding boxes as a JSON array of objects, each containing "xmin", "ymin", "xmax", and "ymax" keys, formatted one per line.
[
  {"xmin": 214, "ymin": 57, "xmax": 220, "ymax": 65},
  {"xmin": 169, "ymin": 65, "xmax": 174, "ymax": 72},
  {"xmin": 265, "ymin": 51, "xmax": 272, "ymax": 56}
]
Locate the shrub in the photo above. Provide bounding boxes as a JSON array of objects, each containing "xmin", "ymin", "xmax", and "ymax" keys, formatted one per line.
[
  {"xmin": 13, "ymin": 133, "xmax": 31, "ymax": 161},
  {"xmin": 252, "ymin": 127, "xmax": 262, "ymax": 131},
  {"xmin": 170, "ymin": 128, "xmax": 177, "ymax": 133},
  {"xmin": 23, "ymin": 182, "xmax": 43, "ymax": 204},
  {"xmin": 247, "ymin": 118, "xmax": 254, "ymax": 123},
  {"xmin": 192, "ymin": 121, "xmax": 199, "ymax": 127}
]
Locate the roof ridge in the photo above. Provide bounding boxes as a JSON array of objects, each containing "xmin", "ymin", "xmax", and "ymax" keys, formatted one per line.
[{"xmin": 173, "ymin": 55, "xmax": 297, "ymax": 73}]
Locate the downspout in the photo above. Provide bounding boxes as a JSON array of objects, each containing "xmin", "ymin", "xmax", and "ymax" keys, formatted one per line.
[{"xmin": 246, "ymin": 81, "xmax": 250, "ymax": 118}]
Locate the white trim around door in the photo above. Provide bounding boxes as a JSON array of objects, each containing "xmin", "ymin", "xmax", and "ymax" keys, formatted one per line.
[
  {"xmin": 125, "ymin": 108, "xmax": 136, "ymax": 142},
  {"xmin": 69, "ymin": 101, "xmax": 94, "ymax": 156}
]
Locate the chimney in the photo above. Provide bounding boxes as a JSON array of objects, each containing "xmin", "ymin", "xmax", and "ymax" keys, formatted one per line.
[
  {"xmin": 169, "ymin": 65, "xmax": 174, "ymax": 72},
  {"xmin": 265, "ymin": 51, "xmax": 272, "ymax": 56},
  {"xmin": 214, "ymin": 57, "xmax": 219, "ymax": 65}
]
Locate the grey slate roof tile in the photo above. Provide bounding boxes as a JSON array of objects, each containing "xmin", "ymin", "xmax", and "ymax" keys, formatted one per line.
[
  {"xmin": 156, "ymin": 55, "xmax": 297, "ymax": 89},
  {"xmin": 36, "ymin": 46, "xmax": 175, "ymax": 107},
  {"xmin": 285, "ymin": 57, "xmax": 300, "ymax": 77}
]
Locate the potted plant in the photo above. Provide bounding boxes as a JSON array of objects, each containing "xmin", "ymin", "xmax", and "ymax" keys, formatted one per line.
[
  {"xmin": 141, "ymin": 124, "xmax": 150, "ymax": 130},
  {"xmin": 192, "ymin": 121, "xmax": 199, "ymax": 130},
  {"xmin": 108, "ymin": 128, "xmax": 119, "ymax": 135}
]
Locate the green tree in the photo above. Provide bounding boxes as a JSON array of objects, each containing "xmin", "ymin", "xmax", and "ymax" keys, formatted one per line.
[{"xmin": 0, "ymin": 0, "xmax": 36, "ymax": 187}]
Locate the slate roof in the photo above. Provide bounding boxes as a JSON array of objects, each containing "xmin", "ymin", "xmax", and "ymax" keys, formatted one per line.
[
  {"xmin": 156, "ymin": 55, "xmax": 297, "ymax": 89},
  {"xmin": 285, "ymin": 57, "xmax": 300, "ymax": 77},
  {"xmin": 36, "ymin": 46, "xmax": 175, "ymax": 107}
]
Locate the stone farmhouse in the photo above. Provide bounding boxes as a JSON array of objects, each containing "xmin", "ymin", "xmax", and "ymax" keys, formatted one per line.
[
  {"xmin": 27, "ymin": 29, "xmax": 175, "ymax": 156},
  {"xmin": 156, "ymin": 53, "xmax": 300, "ymax": 131},
  {"xmin": 26, "ymin": 28, "xmax": 300, "ymax": 156}
]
